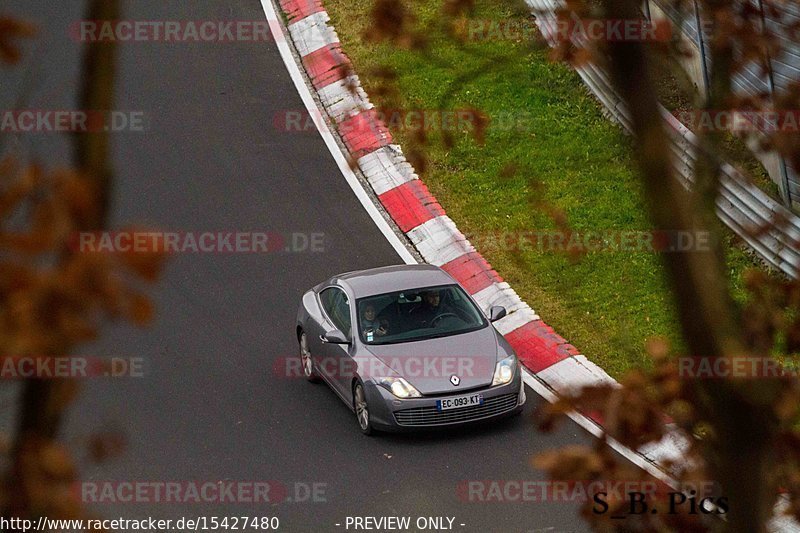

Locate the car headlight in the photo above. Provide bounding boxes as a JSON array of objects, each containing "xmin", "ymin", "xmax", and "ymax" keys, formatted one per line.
[
  {"xmin": 492, "ymin": 355, "xmax": 517, "ymax": 386},
  {"xmin": 377, "ymin": 377, "xmax": 422, "ymax": 398}
]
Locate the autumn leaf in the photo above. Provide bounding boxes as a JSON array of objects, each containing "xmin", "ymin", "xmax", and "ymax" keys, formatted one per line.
[{"xmin": 0, "ymin": 16, "xmax": 36, "ymax": 64}]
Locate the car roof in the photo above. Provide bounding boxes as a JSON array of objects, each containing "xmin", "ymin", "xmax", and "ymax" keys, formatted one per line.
[{"xmin": 335, "ymin": 264, "xmax": 456, "ymax": 298}]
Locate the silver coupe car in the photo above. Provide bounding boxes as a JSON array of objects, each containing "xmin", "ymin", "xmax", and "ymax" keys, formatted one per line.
[{"xmin": 295, "ymin": 264, "xmax": 525, "ymax": 434}]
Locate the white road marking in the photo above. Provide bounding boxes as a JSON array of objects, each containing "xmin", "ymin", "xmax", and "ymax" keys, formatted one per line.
[
  {"xmin": 520, "ymin": 371, "xmax": 678, "ymax": 490},
  {"xmin": 259, "ymin": 0, "xmax": 416, "ymax": 265}
]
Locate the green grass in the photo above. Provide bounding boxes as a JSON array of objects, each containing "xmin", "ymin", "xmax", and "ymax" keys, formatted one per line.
[{"xmin": 324, "ymin": 0, "xmax": 767, "ymax": 377}]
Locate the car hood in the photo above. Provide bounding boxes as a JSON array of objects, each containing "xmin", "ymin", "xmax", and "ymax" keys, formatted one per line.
[{"xmin": 361, "ymin": 326, "xmax": 499, "ymax": 395}]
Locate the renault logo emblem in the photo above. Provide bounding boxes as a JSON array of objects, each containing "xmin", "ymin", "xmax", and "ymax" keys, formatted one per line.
[{"xmin": 450, "ymin": 375, "xmax": 460, "ymax": 386}]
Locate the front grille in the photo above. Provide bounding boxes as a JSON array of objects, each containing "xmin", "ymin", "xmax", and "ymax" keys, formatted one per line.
[
  {"xmin": 420, "ymin": 384, "xmax": 488, "ymax": 398},
  {"xmin": 393, "ymin": 393, "xmax": 519, "ymax": 427}
]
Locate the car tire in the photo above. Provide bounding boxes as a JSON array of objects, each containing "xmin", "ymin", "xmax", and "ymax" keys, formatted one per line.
[
  {"xmin": 353, "ymin": 380, "xmax": 375, "ymax": 436},
  {"xmin": 299, "ymin": 331, "xmax": 320, "ymax": 383}
]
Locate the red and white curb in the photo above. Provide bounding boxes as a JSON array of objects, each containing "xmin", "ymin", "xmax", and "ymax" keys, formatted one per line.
[{"xmin": 266, "ymin": 0, "xmax": 690, "ymax": 479}]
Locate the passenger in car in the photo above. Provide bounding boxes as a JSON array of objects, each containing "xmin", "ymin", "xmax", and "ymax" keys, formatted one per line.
[{"xmin": 361, "ymin": 304, "xmax": 389, "ymax": 338}]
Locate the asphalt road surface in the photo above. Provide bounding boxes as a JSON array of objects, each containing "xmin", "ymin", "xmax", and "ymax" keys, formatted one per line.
[{"xmin": 4, "ymin": 1, "xmax": 599, "ymax": 531}]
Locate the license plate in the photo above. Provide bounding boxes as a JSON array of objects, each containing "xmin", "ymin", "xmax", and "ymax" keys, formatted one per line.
[{"xmin": 437, "ymin": 393, "xmax": 483, "ymax": 411}]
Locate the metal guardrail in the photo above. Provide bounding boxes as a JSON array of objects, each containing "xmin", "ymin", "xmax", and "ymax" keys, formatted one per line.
[
  {"xmin": 527, "ymin": 0, "xmax": 800, "ymax": 278},
  {"xmin": 652, "ymin": 0, "xmax": 799, "ymax": 208}
]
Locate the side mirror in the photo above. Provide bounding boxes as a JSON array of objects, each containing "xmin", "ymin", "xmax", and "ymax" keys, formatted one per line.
[
  {"xmin": 489, "ymin": 306, "xmax": 507, "ymax": 322},
  {"xmin": 321, "ymin": 329, "xmax": 350, "ymax": 344}
]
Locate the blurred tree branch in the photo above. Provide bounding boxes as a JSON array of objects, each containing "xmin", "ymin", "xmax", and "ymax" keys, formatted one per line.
[
  {"xmin": 2, "ymin": 0, "xmax": 165, "ymax": 524},
  {"xmin": 14, "ymin": 0, "xmax": 121, "ymax": 449},
  {"xmin": 538, "ymin": 0, "xmax": 798, "ymax": 530}
]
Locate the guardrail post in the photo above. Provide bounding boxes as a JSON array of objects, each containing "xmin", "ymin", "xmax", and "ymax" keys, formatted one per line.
[
  {"xmin": 757, "ymin": 0, "xmax": 794, "ymax": 208},
  {"xmin": 693, "ymin": 0, "xmax": 711, "ymax": 99}
]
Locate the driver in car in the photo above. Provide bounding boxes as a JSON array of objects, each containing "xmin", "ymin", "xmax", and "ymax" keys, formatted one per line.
[{"xmin": 409, "ymin": 289, "xmax": 451, "ymax": 328}]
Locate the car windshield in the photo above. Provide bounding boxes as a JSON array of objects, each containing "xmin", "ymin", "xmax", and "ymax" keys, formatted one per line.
[{"xmin": 356, "ymin": 284, "xmax": 487, "ymax": 345}]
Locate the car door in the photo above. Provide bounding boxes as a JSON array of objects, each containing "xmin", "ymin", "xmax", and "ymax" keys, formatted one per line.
[{"xmin": 317, "ymin": 286, "xmax": 355, "ymax": 401}]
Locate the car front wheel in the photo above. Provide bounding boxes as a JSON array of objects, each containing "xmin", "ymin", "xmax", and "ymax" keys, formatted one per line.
[
  {"xmin": 353, "ymin": 381, "xmax": 374, "ymax": 436},
  {"xmin": 299, "ymin": 331, "xmax": 320, "ymax": 383}
]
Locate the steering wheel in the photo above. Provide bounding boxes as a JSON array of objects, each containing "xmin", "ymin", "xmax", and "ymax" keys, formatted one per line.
[{"xmin": 430, "ymin": 312, "xmax": 460, "ymax": 327}]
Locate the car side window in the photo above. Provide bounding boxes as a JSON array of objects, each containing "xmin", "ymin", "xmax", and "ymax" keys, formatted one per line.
[
  {"xmin": 333, "ymin": 293, "xmax": 352, "ymax": 336},
  {"xmin": 320, "ymin": 288, "xmax": 337, "ymax": 318},
  {"xmin": 320, "ymin": 287, "xmax": 351, "ymax": 337}
]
